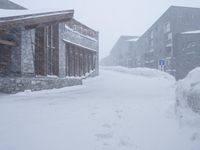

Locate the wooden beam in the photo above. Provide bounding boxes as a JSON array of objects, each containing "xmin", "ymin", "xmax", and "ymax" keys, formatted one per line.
[{"xmin": 0, "ymin": 39, "xmax": 17, "ymax": 46}]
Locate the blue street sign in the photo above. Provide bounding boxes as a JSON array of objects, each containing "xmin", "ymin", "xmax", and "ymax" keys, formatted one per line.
[{"xmin": 159, "ymin": 59, "xmax": 165, "ymax": 66}]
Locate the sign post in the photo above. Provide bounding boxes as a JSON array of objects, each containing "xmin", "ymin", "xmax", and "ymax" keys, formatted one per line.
[{"xmin": 159, "ymin": 59, "xmax": 165, "ymax": 71}]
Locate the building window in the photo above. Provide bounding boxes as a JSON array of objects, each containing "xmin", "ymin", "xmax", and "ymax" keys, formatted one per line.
[
  {"xmin": 186, "ymin": 42, "xmax": 196, "ymax": 49},
  {"xmin": 150, "ymin": 30, "xmax": 154, "ymax": 39},
  {"xmin": 165, "ymin": 46, "xmax": 172, "ymax": 53},
  {"xmin": 149, "ymin": 49, "xmax": 154, "ymax": 53},
  {"xmin": 73, "ymin": 25, "xmax": 77, "ymax": 31},
  {"xmin": 150, "ymin": 40, "xmax": 153, "ymax": 47},
  {"xmin": 84, "ymin": 29, "xmax": 87, "ymax": 35},
  {"xmin": 167, "ymin": 32, "xmax": 172, "ymax": 41},
  {"xmin": 166, "ymin": 59, "xmax": 170, "ymax": 67},
  {"xmin": 164, "ymin": 22, "xmax": 171, "ymax": 33}
]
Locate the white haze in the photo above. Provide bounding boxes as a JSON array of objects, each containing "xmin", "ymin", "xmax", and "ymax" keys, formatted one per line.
[{"xmin": 12, "ymin": 0, "xmax": 200, "ymax": 59}]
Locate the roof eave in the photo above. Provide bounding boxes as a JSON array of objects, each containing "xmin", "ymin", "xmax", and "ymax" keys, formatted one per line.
[{"xmin": 0, "ymin": 10, "xmax": 74, "ymax": 29}]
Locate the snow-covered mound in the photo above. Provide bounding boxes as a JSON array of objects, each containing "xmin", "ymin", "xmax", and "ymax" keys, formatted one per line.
[
  {"xmin": 101, "ymin": 66, "xmax": 175, "ymax": 81},
  {"xmin": 176, "ymin": 67, "xmax": 200, "ymax": 114}
]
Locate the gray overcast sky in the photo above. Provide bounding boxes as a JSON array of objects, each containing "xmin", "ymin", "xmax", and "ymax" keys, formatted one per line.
[{"xmin": 12, "ymin": 0, "xmax": 200, "ymax": 59}]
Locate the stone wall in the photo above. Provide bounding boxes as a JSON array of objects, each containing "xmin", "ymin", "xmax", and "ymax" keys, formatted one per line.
[
  {"xmin": 0, "ymin": 77, "xmax": 82, "ymax": 94},
  {"xmin": 21, "ymin": 29, "xmax": 35, "ymax": 76},
  {"xmin": 58, "ymin": 22, "xmax": 67, "ymax": 78},
  {"xmin": 0, "ymin": 28, "xmax": 36, "ymax": 77}
]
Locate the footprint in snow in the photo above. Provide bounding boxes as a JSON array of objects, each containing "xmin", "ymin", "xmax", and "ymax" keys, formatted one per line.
[
  {"xmin": 102, "ymin": 123, "xmax": 112, "ymax": 129},
  {"xmin": 118, "ymin": 137, "xmax": 139, "ymax": 150},
  {"xmin": 190, "ymin": 132, "xmax": 200, "ymax": 141},
  {"xmin": 91, "ymin": 112, "xmax": 97, "ymax": 116},
  {"xmin": 95, "ymin": 132, "xmax": 113, "ymax": 140},
  {"xmin": 115, "ymin": 109, "xmax": 123, "ymax": 119},
  {"xmin": 115, "ymin": 109, "xmax": 123, "ymax": 114}
]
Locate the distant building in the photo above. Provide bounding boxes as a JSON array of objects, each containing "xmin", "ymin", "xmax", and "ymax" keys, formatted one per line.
[
  {"xmin": 102, "ymin": 6, "xmax": 200, "ymax": 80},
  {"xmin": 100, "ymin": 36, "xmax": 139, "ymax": 67},
  {"xmin": 138, "ymin": 6, "xmax": 200, "ymax": 79},
  {"xmin": 174, "ymin": 30, "xmax": 200, "ymax": 79},
  {"xmin": 0, "ymin": 10, "xmax": 99, "ymax": 93},
  {"xmin": 0, "ymin": 0, "xmax": 26, "ymax": 10}
]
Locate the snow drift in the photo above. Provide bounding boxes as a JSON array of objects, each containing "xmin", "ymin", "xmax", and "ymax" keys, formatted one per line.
[
  {"xmin": 101, "ymin": 66, "xmax": 175, "ymax": 81},
  {"xmin": 1, "ymin": 68, "xmax": 200, "ymax": 150},
  {"xmin": 176, "ymin": 67, "xmax": 200, "ymax": 114}
]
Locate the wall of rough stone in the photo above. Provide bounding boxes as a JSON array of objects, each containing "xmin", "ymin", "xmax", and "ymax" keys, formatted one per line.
[
  {"xmin": 58, "ymin": 22, "xmax": 67, "ymax": 78},
  {"xmin": 4, "ymin": 28, "xmax": 36, "ymax": 77},
  {"xmin": 0, "ymin": 77, "xmax": 82, "ymax": 94},
  {"xmin": 21, "ymin": 29, "xmax": 35, "ymax": 76}
]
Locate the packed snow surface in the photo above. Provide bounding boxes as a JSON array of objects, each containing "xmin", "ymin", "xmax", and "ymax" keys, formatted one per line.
[
  {"xmin": 103, "ymin": 66, "xmax": 175, "ymax": 81},
  {"xmin": 0, "ymin": 67, "xmax": 200, "ymax": 150}
]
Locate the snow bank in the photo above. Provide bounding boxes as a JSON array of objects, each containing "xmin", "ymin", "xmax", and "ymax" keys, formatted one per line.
[
  {"xmin": 0, "ymin": 68, "xmax": 199, "ymax": 150},
  {"xmin": 101, "ymin": 66, "xmax": 175, "ymax": 81},
  {"xmin": 176, "ymin": 67, "xmax": 200, "ymax": 115}
]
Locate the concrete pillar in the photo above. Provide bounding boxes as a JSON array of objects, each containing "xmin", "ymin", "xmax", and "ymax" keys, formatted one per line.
[
  {"xmin": 95, "ymin": 33, "xmax": 99, "ymax": 76},
  {"xmin": 58, "ymin": 23, "xmax": 66, "ymax": 78}
]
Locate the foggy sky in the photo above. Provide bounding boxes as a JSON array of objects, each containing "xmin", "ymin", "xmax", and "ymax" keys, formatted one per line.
[{"xmin": 12, "ymin": 0, "xmax": 200, "ymax": 59}]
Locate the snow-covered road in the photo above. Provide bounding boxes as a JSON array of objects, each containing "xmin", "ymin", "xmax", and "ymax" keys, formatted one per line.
[{"xmin": 0, "ymin": 68, "xmax": 200, "ymax": 150}]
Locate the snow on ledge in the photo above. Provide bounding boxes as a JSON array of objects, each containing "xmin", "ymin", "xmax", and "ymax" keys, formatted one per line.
[
  {"xmin": 65, "ymin": 25, "xmax": 98, "ymax": 42},
  {"xmin": 181, "ymin": 30, "xmax": 200, "ymax": 34},
  {"xmin": 63, "ymin": 39, "xmax": 97, "ymax": 52},
  {"xmin": 127, "ymin": 37, "xmax": 139, "ymax": 42}
]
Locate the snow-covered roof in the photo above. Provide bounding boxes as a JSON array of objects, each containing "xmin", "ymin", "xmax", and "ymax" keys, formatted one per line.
[
  {"xmin": 0, "ymin": 9, "xmax": 73, "ymax": 19},
  {"xmin": 0, "ymin": 9, "xmax": 74, "ymax": 27},
  {"xmin": 181, "ymin": 30, "xmax": 200, "ymax": 34}
]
